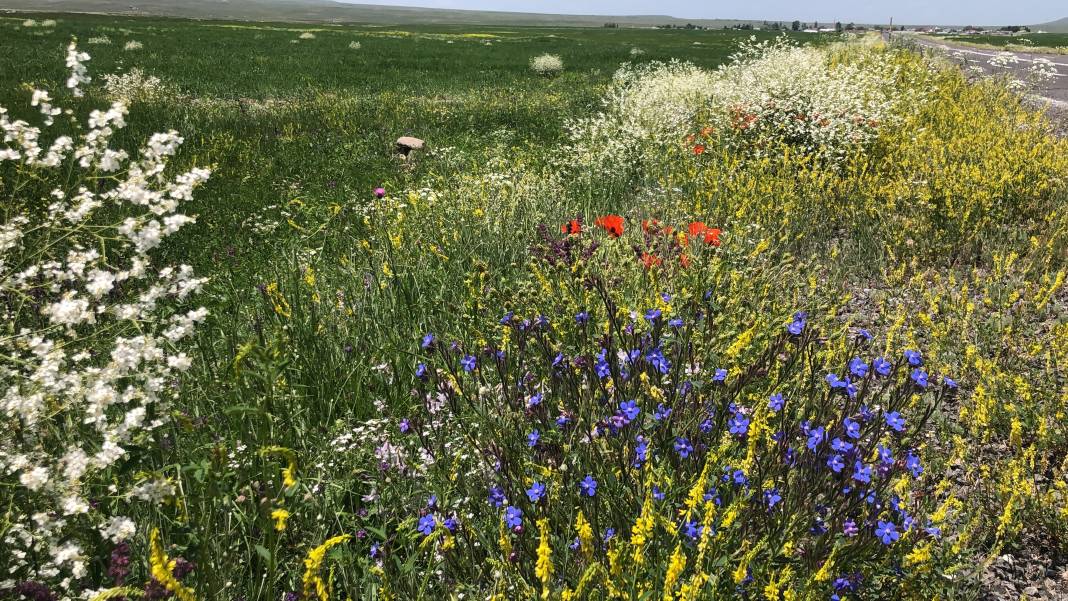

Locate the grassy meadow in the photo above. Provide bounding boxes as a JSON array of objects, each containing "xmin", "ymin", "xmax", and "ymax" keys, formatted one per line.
[
  {"xmin": 2, "ymin": 12, "xmax": 1068, "ymax": 601},
  {"xmin": 941, "ymin": 32, "xmax": 1068, "ymax": 52}
]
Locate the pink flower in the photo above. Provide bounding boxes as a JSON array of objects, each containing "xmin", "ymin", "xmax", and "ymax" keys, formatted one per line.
[{"xmin": 374, "ymin": 187, "xmax": 386, "ymax": 198}]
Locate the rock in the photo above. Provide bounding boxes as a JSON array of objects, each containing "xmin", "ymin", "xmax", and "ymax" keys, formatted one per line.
[
  {"xmin": 1023, "ymin": 586, "xmax": 1038, "ymax": 597},
  {"xmin": 395, "ymin": 136, "xmax": 424, "ymax": 156}
]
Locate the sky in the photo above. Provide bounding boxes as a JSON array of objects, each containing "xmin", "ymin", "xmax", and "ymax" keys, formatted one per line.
[{"xmin": 337, "ymin": 1, "xmax": 1065, "ymax": 25}]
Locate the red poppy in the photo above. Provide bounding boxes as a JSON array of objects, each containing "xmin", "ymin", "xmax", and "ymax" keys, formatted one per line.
[
  {"xmin": 688, "ymin": 221, "xmax": 722, "ymax": 246},
  {"xmin": 641, "ymin": 218, "xmax": 659, "ymax": 233},
  {"xmin": 595, "ymin": 214, "xmax": 624, "ymax": 238},
  {"xmin": 693, "ymin": 144, "xmax": 705, "ymax": 155},
  {"xmin": 561, "ymin": 218, "xmax": 582, "ymax": 235},
  {"xmin": 679, "ymin": 254, "xmax": 691, "ymax": 268},
  {"xmin": 641, "ymin": 253, "xmax": 662, "ymax": 269},
  {"xmin": 700, "ymin": 126, "xmax": 714, "ymax": 137}
]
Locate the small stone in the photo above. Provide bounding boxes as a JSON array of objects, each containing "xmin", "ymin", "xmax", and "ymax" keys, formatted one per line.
[{"xmin": 396, "ymin": 136, "xmax": 424, "ymax": 156}]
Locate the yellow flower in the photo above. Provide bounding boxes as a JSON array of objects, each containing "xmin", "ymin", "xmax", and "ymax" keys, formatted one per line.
[
  {"xmin": 302, "ymin": 534, "xmax": 352, "ymax": 601},
  {"xmin": 148, "ymin": 528, "xmax": 196, "ymax": 601},
  {"xmin": 629, "ymin": 493, "xmax": 655, "ymax": 565},
  {"xmin": 663, "ymin": 544, "xmax": 687, "ymax": 601},
  {"xmin": 575, "ymin": 511, "xmax": 594, "ymax": 559},
  {"xmin": 271, "ymin": 508, "xmax": 290, "ymax": 532},
  {"xmin": 535, "ymin": 518, "xmax": 554, "ymax": 598}
]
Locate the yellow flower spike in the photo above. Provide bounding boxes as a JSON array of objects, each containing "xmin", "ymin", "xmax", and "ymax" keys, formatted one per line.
[
  {"xmin": 662, "ymin": 544, "xmax": 687, "ymax": 601},
  {"xmin": 148, "ymin": 529, "xmax": 196, "ymax": 601},
  {"xmin": 301, "ymin": 534, "xmax": 351, "ymax": 601},
  {"xmin": 535, "ymin": 518, "xmax": 554, "ymax": 598},
  {"xmin": 629, "ymin": 493, "xmax": 655, "ymax": 565},
  {"xmin": 271, "ymin": 508, "xmax": 290, "ymax": 532},
  {"xmin": 260, "ymin": 446, "xmax": 298, "ymax": 489}
]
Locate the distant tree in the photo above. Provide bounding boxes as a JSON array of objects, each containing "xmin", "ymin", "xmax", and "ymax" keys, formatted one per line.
[
  {"xmin": 603, "ymin": 22, "xmax": 617, "ymax": 28},
  {"xmin": 846, "ymin": 22, "xmax": 855, "ymax": 31},
  {"xmin": 791, "ymin": 20, "xmax": 801, "ymax": 31},
  {"xmin": 835, "ymin": 21, "xmax": 843, "ymax": 33}
]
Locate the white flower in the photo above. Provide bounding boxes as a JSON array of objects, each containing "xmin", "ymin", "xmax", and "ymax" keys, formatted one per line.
[
  {"xmin": 530, "ymin": 53, "xmax": 564, "ymax": 76},
  {"xmin": 99, "ymin": 516, "xmax": 136, "ymax": 542},
  {"xmin": 19, "ymin": 466, "xmax": 50, "ymax": 491}
]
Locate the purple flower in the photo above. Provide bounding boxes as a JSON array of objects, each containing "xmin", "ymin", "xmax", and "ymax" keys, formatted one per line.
[
  {"xmin": 374, "ymin": 187, "xmax": 386, "ymax": 198},
  {"xmin": 943, "ymin": 376, "xmax": 958, "ymax": 389},
  {"xmin": 849, "ymin": 357, "xmax": 869, "ymax": 378},
  {"xmin": 527, "ymin": 429, "xmax": 540, "ymax": 447},
  {"xmin": 460, "ymin": 355, "xmax": 476, "ymax": 372},
  {"xmin": 444, "ymin": 517, "xmax": 459, "ymax": 532},
  {"xmin": 768, "ymin": 393, "xmax": 784, "ymax": 412},
  {"xmin": 831, "ymin": 437, "xmax": 853, "ymax": 452},
  {"xmin": 877, "ymin": 444, "xmax": 894, "ymax": 465},
  {"xmin": 579, "ymin": 475, "xmax": 598, "ymax": 497},
  {"xmin": 884, "ymin": 411, "xmax": 906, "ymax": 432},
  {"xmin": 653, "ymin": 404, "xmax": 672, "ymax": 422},
  {"xmin": 787, "ymin": 311, "xmax": 806, "ymax": 335},
  {"xmin": 668, "ymin": 318, "xmax": 684, "ymax": 328},
  {"xmin": 712, "ymin": 368, "xmax": 728, "ymax": 382},
  {"xmin": 843, "ymin": 519, "xmax": 859, "ymax": 536},
  {"xmin": 645, "ymin": 347, "xmax": 671, "ymax": 374},
  {"xmin": 575, "ymin": 311, "xmax": 590, "ymax": 324},
  {"xmin": 527, "ymin": 393, "xmax": 543, "ymax": 408},
  {"xmin": 415, "ymin": 363, "xmax": 428, "ymax": 379},
  {"xmin": 728, "ymin": 413, "xmax": 750, "ymax": 436},
  {"xmin": 644, "ymin": 308, "xmax": 661, "ymax": 322},
  {"xmin": 806, "ymin": 426, "xmax": 825, "ymax": 450},
  {"xmin": 488, "ymin": 486, "xmax": 507, "ymax": 508},
  {"xmin": 505, "ymin": 506, "xmax": 523, "ymax": 529},
  {"xmin": 421, "ymin": 333, "xmax": 436, "ymax": 349},
  {"xmin": 906, "ymin": 451, "xmax": 923, "ymax": 478},
  {"xmin": 674, "ymin": 437, "xmax": 694, "ymax": 459},
  {"xmin": 634, "ymin": 436, "xmax": 649, "ymax": 466},
  {"xmin": 619, "ymin": 400, "xmax": 640, "ymax": 422},
  {"xmin": 875, "ymin": 520, "xmax": 900, "ymax": 545},
  {"xmin": 683, "ymin": 520, "xmax": 702, "ymax": 540},
  {"xmin": 417, "ymin": 514, "xmax": 436, "ymax": 536},
  {"xmin": 527, "ymin": 482, "xmax": 546, "ymax": 503}
]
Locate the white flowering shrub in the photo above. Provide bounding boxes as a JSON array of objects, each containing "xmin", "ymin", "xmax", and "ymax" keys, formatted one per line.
[
  {"xmin": 706, "ymin": 36, "xmax": 916, "ymax": 161},
  {"xmin": 123, "ymin": 40, "xmax": 143, "ymax": 51},
  {"xmin": 349, "ymin": 40, "xmax": 362, "ymax": 50},
  {"xmin": 299, "ymin": 32, "xmax": 316, "ymax": 40},
  {"xmin": 530, "ymin": 53, "xmax": 564, "ymax": 76},
  {"xmin": 101, "ymin": 68, "xmax": 170, "ymax": 104},
  {"xmin": 87, "ymin": 35, "xmax": 111, "ymax": 45},
  {"xmin": 0, "ymin": 42, "xmax": 208, "ymax": 594}
]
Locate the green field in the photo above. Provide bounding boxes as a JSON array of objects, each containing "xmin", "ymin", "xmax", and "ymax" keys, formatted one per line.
[
  {"xmin": 943, "ymin": 32, "xmax": 1068, "ymax": 50},
  {"xmin": 3, "ymin": 11, "xmax": 1068, "ymax": 601}
]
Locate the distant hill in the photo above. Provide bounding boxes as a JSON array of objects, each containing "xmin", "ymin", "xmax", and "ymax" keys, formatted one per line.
[
  {"xmin": 1033, "ymin": 17, "xmax": 1068, "ymax": 32},
  {"xmin": 0, "ymin": 0, "xmax": 762, "ymax": 27}
]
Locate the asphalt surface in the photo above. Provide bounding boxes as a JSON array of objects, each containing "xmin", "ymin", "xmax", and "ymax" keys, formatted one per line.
[{"xmin": 899, "ymin": 34, "xmax": 1068, "ymax": 106}]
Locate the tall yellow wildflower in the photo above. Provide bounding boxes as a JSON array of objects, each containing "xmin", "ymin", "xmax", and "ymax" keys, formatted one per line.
[
  {"xmin": 302, "ymin": 534, "xmax": 352, "ymax": 601},
  {"xmin": 148, "ymin": 528, "xmax": 196, "ymax": 601},
  {"xmin": 535, "ymin": 518, "xmax": 554, "ymax": 598},
  {"xmin": 629, "ymin": 493, "xmax": 656, "ymax": 565},
  {"xmin": 575, "ymin": 511, "xmax": 594, "ymax": 559},
  {"xmin": 663, "ymin": 544, "xmax": 687, "ymax": 601}
]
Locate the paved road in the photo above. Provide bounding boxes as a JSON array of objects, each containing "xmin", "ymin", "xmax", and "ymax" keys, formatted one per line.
[{"xmin": 896, "ymin": 34, "xmax": 1068, "ymax": 106}]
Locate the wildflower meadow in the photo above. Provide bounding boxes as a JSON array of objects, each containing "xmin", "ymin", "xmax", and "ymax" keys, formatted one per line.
[{"xmin": 1, "ymin": 12, "xmax": 1067, "ymax": 601}]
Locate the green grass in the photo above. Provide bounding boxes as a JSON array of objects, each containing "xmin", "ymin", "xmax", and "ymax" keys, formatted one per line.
[{"xmin": 942, "ymin": 32, "xmax": 1068, "ymax": 50}]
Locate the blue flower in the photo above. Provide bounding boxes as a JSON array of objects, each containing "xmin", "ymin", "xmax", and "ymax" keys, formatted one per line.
[
  {"xmin": 768, "ymin": 393, "xmax": 784, "ymax": 412},
  {"xmin": 827, "ymin": 454, "xmax": 845, "ymax": 473},
  {"xmin": 873, "ymin": 356, "xmax": 892, "ymax": 377},
  {"xmin": 575, "ymin": 311, "xmax": 590, "ymax": 324},
  {"xmin": 417, "ymin": 514, "xmax": 436, "ymax": 536},
  {"xmin": 499, "ymin": 311, "xmax": 514, "ymax": 325},
  {"xmin": 370, "ymin": 542, "xmax": 381, "ymax": 558},
  {"xmin": 731, "ymin": 469, "xmax": 748, "ymax": 486},
  {"xmin": 619, "ymin": 400, "xmax": 640, "ymax": 422},
  {"xmin": 884, "ymin": 411, "xmax": 906, "ymax": 432},
  {"xmin": 421, "ymin": 333, "xmax": 436, "ymax": 349},
  {"xmin": 849, "ymin": 357, "xmax": 869, "ymax": 378},
  {"xmin": 911, "ymin": 368, "xmax": 929, "ymax": 388},
  {"xmin": 906, "ymin": 451, "xmax": 923, "ymax": 478},
  {"xmin": 505, "ymin": 506, "xmax": 523, "ymax": 529},
  {"xmin": 826, "ymin": 373, "xmax": 857, "ymax": 398},
  {"xmin": 427, "ymin": 494, "xmax": 438, "ymax": 509},
  {"xmin": 527, "ymin": 429, "xmax": 540, "ymax": 447},
  {"xmin": 764, "ymin": 488, "xmax": 782, "ymax": 508},
  {"xmin": 634, "ymin": 436, "xmax": 649, "ymax": 466},
  {"xmin": 852, "ymin": 461, "xmax": 872, "ymax": 484},
  {"xmin": 904, "ymin": 349, "xmax": 923, "ymax": 367},
  {"xmin": 787, "ymin": 311, "xmax": 806, "ymax": 335},
  {"xmin": 875, "ymin": 520, "xmax": 900, "ymax": 545},
  {"xmin": 713, "ymin": 368, "xmax": 728, "ymax": 382},
  {"xmin": 460, "ymin": 355, "xmax": 476, "ymax": 372},
  {"xmin": 806, "ymin": 426, "xmax": 826, "ymax": 450},
  {"xmin": 674, "ymin": 437, "xmax": 694, "ymax": 459},
  {"xmin": 399, "ymin": 419, "xmax": 411, "ymax": 434},
  {"xmin": 857, "ymin": 329, "xmax": 873, "ymax": 341},
  {"xmin": 683, "ymin": 520, "xmax": 702, "ymax": 540},
  {"xmin": 579, "ymin": 475, "xmax": 598, "ymax": 497},
  {"xmin": 488, "ymin": 487, "xmax": 506, "ymax": 508},
  {"xmin": 415, "ymin": 363, "xmax": 428, "ymax": 379},
  {"xmin": 729, "ymin": 413, "xmax": 750, "ymax": 436},
  {"xmin": 444, "ymin": 516, "xmax": 459, "ymax": 532},
  {"xmin": 652, "ymin": 485, "xmax": 665, "ymax": 500},
  {"xmin": 603, "ymin": 528, "xmax": 616, "ymax": 542},
  {"xmin": 645, "ymin": 347, "xmax": 671, "ymax": 374},
  {"xmin": 943, "ymin": 376, "xmax": 958, "ymax": 389},
  {"xmin": 555, "ymin": 414, "xmax": 571, "ymax": 428},
  {"xmin": 527, "ymin": 482, "xmax": 546, "ymax": 503},
  {"xmin": 668, "ymin": 318, "xmax": 684, "ymax": 328},
  {"xmin": 843, "ymin": 417, "xmax": 861, "ymax": 439},
  {"xmin": 831, "ymin": 437, "xmax": 853, "ymax": 452},
  {"xmin": 527, "ymin": 393, "xmax": 543, "ymax": 408},
  {"xmin": 878, "ymin": 444, "xmax": 894, "ymax": 465},
  {"xmin": 653, "ymin": 404, "xmax": 672, "ymax": 422},
  {"xmin": 644, "ymin": 308, "xmax": 661, "ymax": 322}
]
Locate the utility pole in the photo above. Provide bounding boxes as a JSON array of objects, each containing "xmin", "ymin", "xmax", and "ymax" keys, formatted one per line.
[{"xmin": 888, "ymin": 16, "xmax": 893, "ymax": 41}]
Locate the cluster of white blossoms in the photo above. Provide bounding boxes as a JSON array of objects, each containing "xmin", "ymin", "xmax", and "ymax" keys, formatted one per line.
[
  {"xmin": 530, "ymin": 53, "xmax": 564, "ymax": 76},
  {"xmin": 102, "ymin": 68, "xmax": 171, "ymax": 104},
  {"xmin": 0, "ymin": 42, "xmax": 209, "ymax": 595},
  {"xmin": 706, "ymin": 35, "xmax": 918, "ymax": 161}
]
